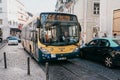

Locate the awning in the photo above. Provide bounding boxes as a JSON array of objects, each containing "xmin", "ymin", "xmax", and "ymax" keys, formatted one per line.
[{"xmin": 10, "ymin": 28, "xmax": 21, "ymax": 32}]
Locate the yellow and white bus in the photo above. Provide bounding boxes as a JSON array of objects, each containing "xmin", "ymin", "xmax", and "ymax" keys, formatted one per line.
[{"xmin": 22, "ymin": 12, "xmax": 81, "ymax": 62}]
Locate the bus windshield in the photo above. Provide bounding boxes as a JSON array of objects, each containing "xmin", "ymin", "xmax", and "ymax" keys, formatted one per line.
[
  {"xmin": 40, "ymin": 21, "xmax": 80, "ymax": 46},
  {"xmin": 39, "ymin": 13, "xmax": 80, "ymax": 46}
]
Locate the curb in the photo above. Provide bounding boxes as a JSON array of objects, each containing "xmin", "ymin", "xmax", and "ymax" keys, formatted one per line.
[{"xmin": 0, "ymin": 42, "xmax": 7, "ymax": 49}]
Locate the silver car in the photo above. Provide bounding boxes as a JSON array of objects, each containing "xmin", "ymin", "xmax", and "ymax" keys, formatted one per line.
[{"xmin": 8, "ymin": 37, "xmax": 18, "ymax": 45}]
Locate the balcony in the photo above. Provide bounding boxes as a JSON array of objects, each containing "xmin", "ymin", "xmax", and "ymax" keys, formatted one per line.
[{"xmin": 65, "ymin": 0, "xmax": 73, "ymax": 8}]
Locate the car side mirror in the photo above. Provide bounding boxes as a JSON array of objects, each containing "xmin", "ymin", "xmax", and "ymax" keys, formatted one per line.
[{"xmin": 107, "ymin": 43, "xmax": 110, "ymax": 47}]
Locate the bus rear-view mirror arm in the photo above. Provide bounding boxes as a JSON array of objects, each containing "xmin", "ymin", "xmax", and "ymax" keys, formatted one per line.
[
  {"xmin": 37, "ymin": 18, "xmax": 41, "ymax": 28},
  {"xmin": 78, "ymin": 23, "xmax": 81, "ymax": 32}
]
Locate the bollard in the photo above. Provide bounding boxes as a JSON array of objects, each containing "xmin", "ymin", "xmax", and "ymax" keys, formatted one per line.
[
  {"xmin": 45, "ymin": 62, "xmax": 49, "ymax": 80},
  {"xmin": 3, "ymin": 52, "xmax": 7, "ymax": 69},
  {"xmin": 27, "ymin": 57, "xmax": 30, "ymax": 75}
]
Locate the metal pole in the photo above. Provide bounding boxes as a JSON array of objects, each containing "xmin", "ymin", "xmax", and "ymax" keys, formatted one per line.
[
  {"xmin": 46, "ymin": 62, "xmax": 49, "ymax": 80},
  {"xmin": 3, "ymin": 52, "xmax": 7, "ymax": 69},
  {"xmin": 27, "ymin": 57, "xmax": 30, "ymax": 75}
]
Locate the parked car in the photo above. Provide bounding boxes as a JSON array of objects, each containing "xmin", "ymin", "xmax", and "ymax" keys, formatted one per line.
[
  {"xmin": 13, "ymin": 36, "xmax": 21, "ymax": 43},
  {"xmin": 8, "ymin": 37, "xmax": 18, "ymax": 45},
  {"xmin": 0, "ymin": 37, "xmax": 2, "ymax": 42},
  {"xmin": 7, "ymin": 36, "xmax": 21, "ymax": 43},
  {"xmin": 80, "ymin": 38, "xmax": 120, "ymax": 68}
]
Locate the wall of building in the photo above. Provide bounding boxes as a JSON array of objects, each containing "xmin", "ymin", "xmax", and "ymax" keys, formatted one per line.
[
  {"xmin": 86, "ymin": 0, "xmax": 100, "ymax": 42},
  {"xmin": 0, "ymin": 0, "xmax": 34, "ymax": 40},
  {"xmin": 7, "ymin": 0, "xmax": 27, "ymax": 38},
  {"xmin": 0, "ymin": 0, "xmax": 10, "ymax": 40},
  {"xmin": 7, "ymin": 0, "xmax": 18, "ymax": 28},
  {"xmin": 100, "ymin": 0, "xmax": 120, "ymax": 37},
  {"xmin": 16, "ymin": 0, "xmax": 27, "ymax": 25},
  {"xmin": 74, "ymin": 0, "xmax": 100, "ymax": 42}
]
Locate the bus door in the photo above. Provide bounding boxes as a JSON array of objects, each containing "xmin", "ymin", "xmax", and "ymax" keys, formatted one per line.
[{"xmin": 32, "ymin": 29, "xmax": 39, "ymax": 60}]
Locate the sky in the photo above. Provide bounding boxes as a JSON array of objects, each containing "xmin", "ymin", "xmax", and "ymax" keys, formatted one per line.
[{"xmin": 21, "ymin": 0, "xmax": 57, "ymax": 15}]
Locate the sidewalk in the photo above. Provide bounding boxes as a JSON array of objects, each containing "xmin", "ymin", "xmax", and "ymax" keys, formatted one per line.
[
  {"xmin": 0, "ymin": 41, "xmax": 7, "ymax": 49},
  {"xmin": 0, "ymin": 43, "xmax": 46, "ymax": 80}
]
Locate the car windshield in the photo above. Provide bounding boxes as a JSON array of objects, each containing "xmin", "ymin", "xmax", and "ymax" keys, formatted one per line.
[
  {"xmin": 13, "ymin": 37, "xmax": 20, "ymax": 40},
  {"xmin": 9, "ymin": 38, "xmax": 17, "ymax": 40},
  {"xmin": 112, "ymin": 39, "xmax": 120, "ymax": 46}
]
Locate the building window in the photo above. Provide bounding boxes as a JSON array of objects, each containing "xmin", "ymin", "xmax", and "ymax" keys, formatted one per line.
[
  {"xmin": 21, "ymin": 15, "xmax": 23, "ymax": 18},
  {"xmin": 61, "ymin": 0, "xmax": 63, "ymax": 3},
  {"xmin": 8, "ymin": 21, "xmax": 12, "ymax": 25},
  {"xmin": 66, "ymin": 0, "xmax": 71, "ymax": 2},
  {"xmin": 0, "ymin": 19, "xmax": 3, "ymax": 25},
  {"xmin": 0, "ymin": 8, "xmax": 2, "ymax": 13},
  {"xmin": 93, "ymin": 3, "xmax": 100, "ymax": 15}
]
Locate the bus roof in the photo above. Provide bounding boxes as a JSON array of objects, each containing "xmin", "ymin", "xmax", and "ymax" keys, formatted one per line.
[{"xmin": 40, "ymin": 12, "xmax": 77, "ymax": 16}]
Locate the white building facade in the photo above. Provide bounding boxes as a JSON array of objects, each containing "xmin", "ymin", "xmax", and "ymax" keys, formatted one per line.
[
  {"xmin": 0, "ymin": 0, "xmax": 28, "ymax": 40},
  {"xmin": 100, "ymin": 0, "xmax": 120, "ymax": 37},
  {"xmin": 0, "ymin": 0, "xmax": 9, "ymax": 40}
]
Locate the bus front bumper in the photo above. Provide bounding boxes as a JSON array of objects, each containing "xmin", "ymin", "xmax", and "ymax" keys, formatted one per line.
[{"xmin": 41, "ymin": 52, "xmax": 80, "ymax": 61}]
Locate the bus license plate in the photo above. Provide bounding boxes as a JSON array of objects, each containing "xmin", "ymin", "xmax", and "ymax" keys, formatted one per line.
[
  {"xmin": 51, "ymin": 54, "xmax": 56, "ymax": 58},
  {"xmin": 58, "ymin": 57, "xmax": 67, "ymax": 60}
]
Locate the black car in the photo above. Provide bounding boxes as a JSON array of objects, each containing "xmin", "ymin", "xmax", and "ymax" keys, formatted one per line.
[{"xmin": 80, "ymin": 38, "xmax": 120, "ymax": 68}]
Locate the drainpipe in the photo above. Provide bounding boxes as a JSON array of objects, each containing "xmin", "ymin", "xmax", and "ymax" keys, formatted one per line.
[{"xmin": 83, "ymin": 0, "xmax": 87, "ymax": 43}]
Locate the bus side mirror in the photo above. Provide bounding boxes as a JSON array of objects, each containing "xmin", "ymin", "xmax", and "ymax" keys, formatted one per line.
[
  {"xmin": 78, "ymin": 23, "xmax": 81, "ymax": 31},
  {"xmin": 37, "ymin": 18, "xmax": 41, "ymax": 28}
]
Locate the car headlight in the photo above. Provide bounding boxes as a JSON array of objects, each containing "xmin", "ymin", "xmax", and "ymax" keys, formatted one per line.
[
  {"xmin": 111, "ymin": 51, "xmax": 120, "ymax": 57},
  {"xmin": 112, "ymin": 51, "xmax": 120, "ymax": 54},
  {"xmin": 115, "ymin": 51, "xmax": 120, "ymax": 55}
]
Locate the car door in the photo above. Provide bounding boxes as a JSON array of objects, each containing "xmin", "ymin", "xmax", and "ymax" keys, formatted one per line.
[
  {"xmin": 93, "ymin": 39, "xmax": 110, "ymax": 61},
  {"xmin": 84, "ymin": 39, "xmax": 99, "ymax": 59}
]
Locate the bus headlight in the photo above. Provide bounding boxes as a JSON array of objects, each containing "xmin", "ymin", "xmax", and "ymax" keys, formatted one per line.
[
  {"xmin": 73, "ymin": 47, "xmax": 79, "ymax": 52},
  {"xmin": 41, "ymin": 48, "xmax": 50, "ymax": 54}
]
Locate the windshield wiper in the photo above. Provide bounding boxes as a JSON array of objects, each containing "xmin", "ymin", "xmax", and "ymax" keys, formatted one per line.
[{"xmin": 73, "ymin": 43, "xmax": 79, "ymax": 46}]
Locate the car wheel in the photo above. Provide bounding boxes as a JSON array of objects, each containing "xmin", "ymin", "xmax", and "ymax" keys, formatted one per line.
[{"xmin": 104, "ymin": 56, "xmax": 114, "ymax": 68}]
